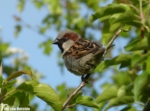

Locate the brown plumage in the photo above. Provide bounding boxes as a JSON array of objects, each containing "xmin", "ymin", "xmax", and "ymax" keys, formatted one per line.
[{"xmin": 53, "ymin": 29, "xmax": 105, "ymax": 76}]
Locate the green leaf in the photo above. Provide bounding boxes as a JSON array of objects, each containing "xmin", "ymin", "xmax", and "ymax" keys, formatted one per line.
[
  {"xmin": 131, "ymin": 54, "xmax": 141, "ymax": 67},
  {"xmin": 131, "ymin": 53, "xmax": 150, "ymax": 67},
  {"xmin": 33, "ymin": 1, "xmax": 43, "ymax": 9},
  {"xmin": 125, "ymin": 37, "xmax": 150, "ymax": 51},
  {"xmin": 90, "ymin": 3, "xmax": 128, "ymax": 22},
  {"xmin": 96, "ymin": 86, "xmax": 118, "ymax": 103},
  {"xmin": 113, "ymin": 10, "xmax": 142, "ymax": 27},
  {"xmin": 0, "ymin": 76, "xmax": 2, "ymax": 86},
  {"xmin": 0, "ymin": 63, "xmax": 2, "ymax": 76},
  {"xmin": 146, "ymin": 56, "xmax": 150, "ymax": 73},
  {"xmin": 70, "ymin": 92, "xmax": 82, "ymax": 105},
  {"xmin": 15, "ymin": 92, "xmax": 29, "ymax": 107},
  {"xmin": 16, "ymin": 80, "xmax": 63, "ymax": 111},
  {"xmin": 133, "ymin": 71, "xmax": 150, "ymax": 101},
  {"xmin": 0, "ymin": 80, "xmax": 16, "ymax": 89},
  {"xmin": 17, "ymin": 0, "xmax": 25, "ymax": 12},
  {"xmin": 0, "ymin": 43, "xmax": 9, "ymax": 52},
  {"xmin": 6, "ymin": 70, "xmax": 33, "ymax": 82},
  {"xmin": 95, "ymin": 53, "xmax": 131, "ymax": 72},
  {"xmin": 39, "ymin": 39, "xmax": 53, "ymax": 55},
  {"xmin": 147, "ymin": 32, "xmax": 150, "ymax": 47},
  {"xmin": 104, "ymin": 96, "xmax": 134, "ymax": 111},
  {"xmin": 39, "ymin": 27, "xmax": 47, "ymax": 34},
  {"xmin": 120, "ymin": 105, "xmax": 137, "ymax": 111},
  {"xmin": 45, "ymin": 0, "xmax": 62, "ymax": 15},
  {"xmin": 76, "ymin": 96, "xmax": 99, "ymax": 109},
  {"xmin": 14, "ymin": 25, "xmax": 22, "ymax": 37},
  {"xmin": 122, "ymin": 25, "xmax": 131, "ymax": 32},
  {"xmin": 112, "ymin": 72, "xmax": 131, "ymax": 86},
  {"xmin": 102, "ymin": 21, "xmax": 122, "ymax": 45},
  {"xmin": 3, "ymin": 97, "xmax": 16, "ymax": 106},
  {"xmin": 117, "ymin": 85, "xmax": 126, "ymax": 98}
]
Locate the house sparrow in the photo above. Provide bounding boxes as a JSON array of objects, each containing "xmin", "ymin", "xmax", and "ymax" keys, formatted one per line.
[{"xmin": 53, "ymin": 29, "xmax": 105, "ymax": 80}]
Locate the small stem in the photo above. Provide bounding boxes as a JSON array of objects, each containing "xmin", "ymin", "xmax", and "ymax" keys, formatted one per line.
[
  {"xmin": 129, "ymin": 4, "xmax": 139, "ymax": 13},
  {"xmin": 66, "ymin": 103, "xmax": 76, "ymax": 108},
  {"xmin": 62, "ymin": 74, "xmax": 90, "ymax": 110},
  {"xmin": 103, "ymin": 25, "xmax": 124, "ymax": 57},
  {"xmin": 140, "ymin": 0, "xmax": 143, "ymax": 19},
  {"xmin": 62, "ymin": 82, "xmax": 86, "ymax": 109}
]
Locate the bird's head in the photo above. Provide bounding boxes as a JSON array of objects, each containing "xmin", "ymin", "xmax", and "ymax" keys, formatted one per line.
[{"xmin": 53, "ymin": 29, "xmax": 79, "ymax": 54}]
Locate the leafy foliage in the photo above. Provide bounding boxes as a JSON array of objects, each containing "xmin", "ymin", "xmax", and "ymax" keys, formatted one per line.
[{"xmin": 1, "ymin": 0, "xmax": 150, "ymax": 111}]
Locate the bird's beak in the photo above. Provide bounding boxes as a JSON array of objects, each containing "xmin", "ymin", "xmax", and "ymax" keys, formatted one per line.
[{"xmin": 52, "ymin": 39, "xmax": 59, "ymax": 44}]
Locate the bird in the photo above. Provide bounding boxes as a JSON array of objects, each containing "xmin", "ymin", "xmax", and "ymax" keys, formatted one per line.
[{"xmin": 53, "ymin": 29, "xmax": 105, "ymax": 81}]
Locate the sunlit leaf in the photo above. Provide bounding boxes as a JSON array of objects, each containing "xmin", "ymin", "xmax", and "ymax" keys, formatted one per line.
[
  {"xmin": 33, "ymin": 1, "xmax": 43, "ymax": 9},
  {"xmin": 131, "ymin": 53, "xmax": 150, "ymax": 67},
  {"xmin": 113, "ymin": 10, "xmax": 142, "ymax": 27},
  {"xmin": 0, "ymin": 43, "xmax": 9, "ymax": 52},
  {"xmin": 104, "ymin": 96, "xmax": 134, "ymax": 111},
  {"xmin": 39, "ymin": 39, "xmax": 52, "ymax": 55},
  {"xmin": 102, "ymin": 22, "xmax": 122, "ymax": 45},
  {"xmin": 76, "ymin": 96, "xmax": 99, "ymax": 109},
  {"xmin": 95, "ymin": 53, "xmax": 131, "ymax": 72},
  {"xmin": 6, "ymin": 70, "xmax": 33, "ymax": 82},
  {"xmin": 117, "ymin": 85, "xmax": 126, "ymax": 98},
  {"xmin": 122, "ymin": 25, "xmax": 131, "ymax": 32},
  {"xmin": 120, "ymin": 105, "xmax": 137, "ymax": 111},
  {"xmin": 14, "ymin": 25, "xmax": 22, "ymax": 37},
  {"xmin": 133, "ymin": 71, "xmax": 150, "ymax": 101},
  {"xmin": 96, "ymin": 86, "xmax": 118, "ymax": 103},
  {"xmin": 39, "ymin": 27, "xmax": 47, "ymax": 34},
  {"xmin": 112, "ymin": 72, "xmax": 131, "ymax": 86},
  {"xmin": 146, "ymin": 56, "xmax": 150, "ymax": 73},
  {"xmin": 131, "ymin": 54, "xmax": 141, "ymax": 67},
  {"xmin": 16, "ymin": 80, "xmax": 63, "ymax": 111},
  {"xmin": 125, "ymin": 37, "xmax": 150, "ymax": 51},
  {"xmin": 90, "ymin": 3, "xmax": 128, "ymax": 22},
  {"xmin": 17, "ymin": 0, "xmax": 25, "ymax": 12},
  {"xmin": 0, "ymin": 80, "xmax": 16, "ymax": 89},
  {"xmin": 45, "ymin": 0, "xmax": 62, "ymax": 15}
]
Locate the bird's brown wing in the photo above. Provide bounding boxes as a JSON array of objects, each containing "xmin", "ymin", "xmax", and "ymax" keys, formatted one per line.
[{"xmin": 63, "ymin": 38, "xmax": 104, "ymax": 59}]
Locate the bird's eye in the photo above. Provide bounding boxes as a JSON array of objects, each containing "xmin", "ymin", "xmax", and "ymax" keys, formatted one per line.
[{"xmin": 62, "ymin": 37, "xmax": 68, "ymax": 41}]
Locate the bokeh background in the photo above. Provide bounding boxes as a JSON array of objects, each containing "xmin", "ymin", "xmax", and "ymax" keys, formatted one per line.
[{"xmin": 1, "ymin": 0, "xmax": 145, "ymax": 111}]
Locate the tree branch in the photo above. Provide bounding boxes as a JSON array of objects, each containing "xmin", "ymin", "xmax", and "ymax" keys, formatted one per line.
[
  {"xmin": 62, "ymin": 74, "xmax": 90, "ymax": 109},
  {"xmin": 103, "ymin": 25, "xmax": 124, "ymax": 57},
  {"xmin": 62, "ymin": 25, "xmax": 124, "ymax": 110}
]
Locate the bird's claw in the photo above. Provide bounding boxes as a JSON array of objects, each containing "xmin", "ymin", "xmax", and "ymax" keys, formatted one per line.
[{"xmin": 81, "ymin": 74, "xmax": 91, "ymax": 83}]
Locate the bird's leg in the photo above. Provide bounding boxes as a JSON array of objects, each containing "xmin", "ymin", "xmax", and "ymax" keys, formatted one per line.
[{"xmin": 81, "ymin": 74, "xmax": 91, "ymax": 83}]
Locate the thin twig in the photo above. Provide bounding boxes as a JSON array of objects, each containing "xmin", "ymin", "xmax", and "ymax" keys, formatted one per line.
[
  {"xmin": 65, "ymin": 103, "xmax": 76, "ymax": 108},
  {"xmin": 103, "ymin": 25, "xmax": 124, "ymax": 57},
  {"xmin": 62, "ymin": 25, "xmax": 124, "ymax": 110},
  {"xmin": 128, "ymin": 4, "xmax": 139, "ymax": 13},
  {"xmin": 62, "ymin": 74, "xmax": 90, "ymax": 110},
  {"xmin": 140, "ymin": 0, "xmax": 144, "ymax": 20},
  {"xmin": 62, "ymin": 82, "xmax": 86, "ymax": 109}
]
